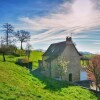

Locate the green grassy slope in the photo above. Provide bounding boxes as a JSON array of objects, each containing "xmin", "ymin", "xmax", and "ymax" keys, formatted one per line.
[
  {"xmin": 29, "ymin": 51, "xmax": 44, "ymax": 68},
  {"xmin": 0, "ymin": 61, "xmax": 97, "ymax": 100},
  {"xmin": 22, "ymin": 50, "xmax": 43, "ymax": 69},
  {"xmin": 7, "ymin": 50, "xmax": 44, "ymax": 69},
  {"xmin": 0, "ymin": 51, "xmax": 98, "ymax": 100}
]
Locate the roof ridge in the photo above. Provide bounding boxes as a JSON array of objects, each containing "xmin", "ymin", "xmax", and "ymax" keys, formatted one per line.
[{"xmin": 51, "ymin": 41, "xmax": 66, "ymax": 45}]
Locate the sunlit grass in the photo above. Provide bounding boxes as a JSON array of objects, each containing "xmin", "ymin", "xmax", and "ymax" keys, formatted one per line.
[
  {"xmin": 0, "ymin": 50, "xmax": 44, "ymax": 69},
  {"xmin": 0, "ymin": 52, "xmax": 98, "ymax": 100}
]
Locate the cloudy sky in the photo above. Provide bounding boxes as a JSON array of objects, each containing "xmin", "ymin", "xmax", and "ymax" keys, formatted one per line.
[{"xmin": 0, "ymin": 0, "xmax": 100, "ymax": 53}]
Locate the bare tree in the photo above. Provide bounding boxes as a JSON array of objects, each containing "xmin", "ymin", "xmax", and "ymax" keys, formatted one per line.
[
  {"xmin": 3, "ymin": 23, "xmax": 14, "ymax": 46},
  {"xmin": 25, "ymin": 43, "xmax": 32, "ymax": 60},
  {"xmin": 86, "ymin": 55, "xmax": 100, "ymax": 91},
  {"xmin": 15, "ymin": 30, "xmax": 30, "ymax": 50},
  {"xmin": 56, "ymin": 56, "xmax": 69, "ymax": 80}
]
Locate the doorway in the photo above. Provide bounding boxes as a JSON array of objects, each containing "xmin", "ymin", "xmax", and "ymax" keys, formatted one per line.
[{"xmin": 69, "ymin": 73, "xmax": 72, "ymax": 81}]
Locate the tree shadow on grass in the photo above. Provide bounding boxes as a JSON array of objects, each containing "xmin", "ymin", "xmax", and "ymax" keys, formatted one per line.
[
  {"xmin": 93, "ymin": 91, "xmax": 100, "ymax": 100},
  {"xmin": 30, "ymin": 68, "xmax": 73, "ymax": 91},
  {"xmin": 97, "ymin": 94, "xmax": 100, "ymax": 100},
  {"xmin": 96, "ymin": 92, "xmax": 100, "ymax": 100}
]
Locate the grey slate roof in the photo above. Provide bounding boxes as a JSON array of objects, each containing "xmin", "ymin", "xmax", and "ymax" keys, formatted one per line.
[
  {"xmin": 43, "ymin": 41, "xmax": 66, "ymax": 61},
  {"xmin": 43, "ymin": 41, "xmax": 82, "ymax": 61}
]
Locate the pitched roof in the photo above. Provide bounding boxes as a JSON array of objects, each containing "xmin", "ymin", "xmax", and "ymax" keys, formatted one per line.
[
  {"xmin": 43, "ymin": 41, "xmax": 66, "ymax": 61},
  {"xmin": 43, "ymin": 40, "xmax": 82, "ymax": 61}
]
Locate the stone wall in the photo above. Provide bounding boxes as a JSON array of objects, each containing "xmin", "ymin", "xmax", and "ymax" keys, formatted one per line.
[{"xmin": 42, "ymin": 42, "xmax": 82, "ymax": 82}]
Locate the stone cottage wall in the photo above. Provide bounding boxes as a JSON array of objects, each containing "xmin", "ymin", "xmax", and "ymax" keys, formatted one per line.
[{"xmin": 60, "ymin": 43, "xmax": 82, "ymax": 81}]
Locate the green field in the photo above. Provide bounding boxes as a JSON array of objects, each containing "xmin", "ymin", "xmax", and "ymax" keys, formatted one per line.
[
  {"xmin": 30, "ymin": 51, "xmax": 44, "ymax": 68},
  {"xmin": 80, "ymin": 54, "xmax": 95, "ymax": 67},
  {"xmin": 0, "ymin": 51, "xmax": 98, "ymax": 100},
  {"xmin": 4, "ymin": 50, "xmax": 44, "ymax": 69}
]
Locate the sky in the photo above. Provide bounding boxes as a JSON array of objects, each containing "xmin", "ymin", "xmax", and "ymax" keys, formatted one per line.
[{"xmin": 0, "ymin": 0, "xmax": 100, "ymax": 53}]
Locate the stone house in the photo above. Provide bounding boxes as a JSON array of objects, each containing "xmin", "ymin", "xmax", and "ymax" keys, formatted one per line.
[{"xmin": 39, "ymin": 37, "xmax": 87, "ymax": 82}]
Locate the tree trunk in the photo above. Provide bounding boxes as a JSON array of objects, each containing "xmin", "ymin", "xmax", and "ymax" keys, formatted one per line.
[
  {"xmin": 3, "ymin": 53, "xmax": 6, "ymax": 62},
  {"xmin": 6, "ymin": 23, "xmax": 9, "ymax": 46},
  {"xmin": 98, "ymin": 86, "xmax": 100, "ymax": 91},
  {"xmin": 6, "ymin": 33, "xmax": 8, "ymax": 46},
  {"xmin": 21, "ymin": 41, "xmax": 23, "ymax": 50},
  {"xmin": 95, "ymin": 81, "xmax": 99, "ymax": 96},
  {"xmin": 96, "ymin": 85, "xmax": 98, "ymax": 91}
]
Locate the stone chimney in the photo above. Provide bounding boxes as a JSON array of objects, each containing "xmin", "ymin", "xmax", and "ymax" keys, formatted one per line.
[{"xmin": 66, "ymin": 36, "xmax": 72, "ymax": 42}]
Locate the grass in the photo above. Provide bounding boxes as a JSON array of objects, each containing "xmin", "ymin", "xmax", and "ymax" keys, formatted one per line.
[
  {"xmin": 0, "ymin": 51, "xmax": 98, "ymax": 100},
  {"xmin": 84, "ymin": 54, "xmax": 95, "ymax": 58},
  {"xmin": 29, "ymin": 50, "xmax": 44, "ymax": 68},
  {"xmin": 80, "ymin": 54, "xmax": 95, "ymax": 67},
  {"xmin": 0, "ymin": 50, "xmax": 44, "ymax": 69}
]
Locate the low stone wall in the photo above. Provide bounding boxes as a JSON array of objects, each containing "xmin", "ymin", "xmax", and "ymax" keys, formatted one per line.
[
  {"xmin": 16, "ymin": 58, "xmax": 32, "ymax": 70},
  {"xmin": 16, "ymin": 62, "xmax": 32, "ymax": 70},
  {"xmin": 73, "ymin": 80, "xmax": 92, "ymax": 88}
]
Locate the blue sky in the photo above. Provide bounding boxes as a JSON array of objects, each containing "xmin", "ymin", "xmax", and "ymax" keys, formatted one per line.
[{"xmin": 0, "ymin": 0, "xmax": 100, "ymax": 53}]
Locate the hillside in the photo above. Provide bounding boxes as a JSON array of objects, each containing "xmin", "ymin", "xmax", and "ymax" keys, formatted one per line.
[
  {"xmin": 0, "ymin": 51, "xmax": 98, "ymax": 100},
  {"xmin": 29, "ymin": 51, "xmax": 44, "ymax": 69},
  {"xmin": 14, "ymin": 50, "xmax": 44, "ymax": 69}
]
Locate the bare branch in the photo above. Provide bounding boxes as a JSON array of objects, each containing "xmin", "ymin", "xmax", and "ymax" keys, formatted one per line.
[{"xmin": 14, "ymin": 30, "xmax": 30, "ymax": 50}]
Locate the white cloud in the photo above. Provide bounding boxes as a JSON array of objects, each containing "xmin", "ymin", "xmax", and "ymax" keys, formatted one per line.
[{"xmin": 18, "ymin": 0, "xmax": 100, "ymax": 48}]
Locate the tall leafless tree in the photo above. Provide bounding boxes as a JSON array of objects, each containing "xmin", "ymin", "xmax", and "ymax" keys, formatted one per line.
[
  {"xmin": 15, "ymin": 30, "xmax": 30, "ymax": 50},
  {"xmin": 3, "ymin": 23, "xmax": 14, "ymax": 46}
]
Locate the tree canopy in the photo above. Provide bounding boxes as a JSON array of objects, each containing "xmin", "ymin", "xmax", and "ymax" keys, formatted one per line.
[{"xmin": 15, "ymin": 30, "xmax": 30, "ymax": 50}]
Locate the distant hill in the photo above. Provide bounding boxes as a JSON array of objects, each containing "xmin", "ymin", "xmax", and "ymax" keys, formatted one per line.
[
  {"xmin": 80, "ymin": 51, "xmax": 93, "ymax": 55},
  {"xmin": 34, "ymin": 49, "xmax": 45, "ymax": 52}
]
